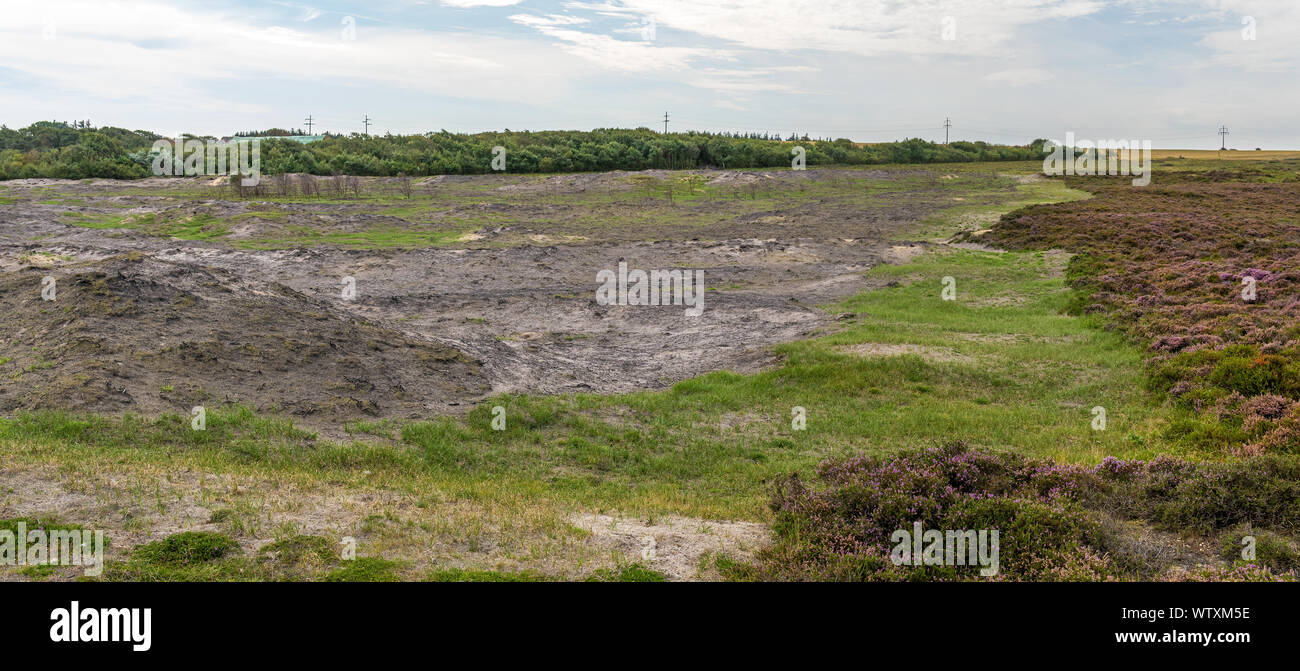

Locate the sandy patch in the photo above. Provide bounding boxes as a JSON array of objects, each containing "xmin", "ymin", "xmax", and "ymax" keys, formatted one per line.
[
  {"xmin": 570, "ymin": 513, "xmax": 768, "ymax": 581},
  {"xmin": 836, "ymin": 342, "xmax": 975, "ymax": 364},
  {"xmin": 17, "ymin": 252, "xmax": 69, "ymax": 268},
  {"xmin": 883, "ymin": 244, "xmax": 926, "ymax": 264}
]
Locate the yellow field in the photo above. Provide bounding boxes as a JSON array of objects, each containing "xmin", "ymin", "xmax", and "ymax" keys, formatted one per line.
[
  {"xmin": 1096, "ymin": 148, "xmax": 1300, "ymax": 164},
  {"xmin": 848, "ymin": 143, "xmax": 1300, "ymax": 162},
  {"xmin": 1151, "ymin": 149, "xmax": 1300, "ymax": 160}
]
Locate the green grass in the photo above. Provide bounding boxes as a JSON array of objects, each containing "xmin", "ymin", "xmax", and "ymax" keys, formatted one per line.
[
  {"xmin": 584, "ymin": 563, "xmax": 668, "ymax": 582},
  {"xmin": 154, "ymin": 213, "xmax": 229, "ymax": 240},
  {"xmin": 903, "ymin": 176, "xmax": 1091, "ymax": 241},
  {"xmin": 61, "ymin": 212, "xmax": 132, "ymax": 230},
  {"xmin": 131, "ymin": 531, "xmax": 238, "ymax": 565},
  {"xmin": 323, "ymin": 557, "xmax": 405, "ymax": 582},
  {"xmin": 61, "ymin": 211, "xmax": 229, "ymax": 240},
  {"xmin": 233, "ymin": 224, "xmax": 464, "ymax": 249},
  {"xmin": 425, "ymin": 568, "xmax": 557, "ymax": 582}
]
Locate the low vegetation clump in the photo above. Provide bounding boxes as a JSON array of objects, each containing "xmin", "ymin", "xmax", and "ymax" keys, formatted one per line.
[
  {"xmin": 322, "ymin": 557, "xmax": 405, "ymax": 582},
  {"xmin": 737, "ymin": 442, "xmax": 1300, "ymax": 581},
  {"xmin": 258, "ymin": 535, "xmax": 337, "ymax": 568},
  {"xmin": 130, "ymin": 531, "xmax": 240, "ymax": 566},
  {"xmin": 1088, "ymin": 454, "xmax": 1300, "ymax": 533},
  {"xmin": 1220, "ymin": 529, "xmax": 1300, "ymax": 572},
  {"xmin": 584, "ymin": 564, "xmax": 669, "ymax": 583},
  {"xmin": 425, "ymin": 568, "xmax": 557, "ymax": 582}
]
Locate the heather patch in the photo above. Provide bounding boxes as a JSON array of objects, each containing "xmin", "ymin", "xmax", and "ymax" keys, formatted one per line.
[
  {"xmin": 985, "ymin": 167, "xmax": 1300, "ymax": 451},
  {"xmin": 745, "ymin": 442, "xmax": 1111, "ymax": 581},
  {"xmin": 1220, "ymin": 528, "xmax": 1300, "ymax": 572},
  {"xmin": 1089, "ymin": 454, "xmax": 1300, "ymax": 534},
  {"xmin": 740, "ymin": 442, "xmax": 1300, "ymax": 581}
]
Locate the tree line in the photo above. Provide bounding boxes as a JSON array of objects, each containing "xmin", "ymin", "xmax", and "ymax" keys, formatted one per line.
[{"xmin": 0, "ymin": 121, "xmax": 1050, "ymax": 180}]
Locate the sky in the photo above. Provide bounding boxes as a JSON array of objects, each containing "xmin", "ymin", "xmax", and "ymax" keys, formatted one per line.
[{"xmin": 0, "ymin": 0, "xmax": 1296, "ymax": 148}]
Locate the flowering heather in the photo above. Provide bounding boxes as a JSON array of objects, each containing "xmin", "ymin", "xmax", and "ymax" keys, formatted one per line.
[
  {"xmin": 746, "ymin": 443, "xmax": 1300, "ymax": 581},
  {"xmin": 984, "ymin": 168, "xmax": 1300, "ymax": 452},
  {"xmin": 1089, "ymin": 452, "xmax": 1300, "ymax": 533},
  {"xmin": 755, "ymin": 442, "xmax": 1110, "ymax": 581}
]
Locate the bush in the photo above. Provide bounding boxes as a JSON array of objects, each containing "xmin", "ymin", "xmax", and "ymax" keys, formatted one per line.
[
  {"xmin": 748, "ymin": 444, "xmax": 1300, "ymax": 581},
  {"xmin": 323, "ymin": 557, "xmax": 403, "ymax": 582},
  {"xmin": 751, "ymin": 442, "xmax": 1112, "ymax": 581},
  {"xmin": 1221, "ymin": 528, "xmax": 1300, "ymax": 571},
  {"xmin": 132, "ymin": 531, "xmax": 239, "ymax": 565},
  {"xmin": 1090, "ymin": 455, "xmax": 1300, "ymax": 533}
]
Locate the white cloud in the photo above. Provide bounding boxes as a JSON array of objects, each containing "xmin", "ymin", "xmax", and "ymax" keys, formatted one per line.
[
  {"xmin": 983, "ymin": 67, "xmax": 1054, "ymax": 86},
  {"xmin": 509, "ymin": 13, "xmax": 735, "ymax": 72},
  {"xmin": 5, "ymin": 0, "xmax": 1300, "ymax": 147},
  {"xmin": 0, "ymin": 1, "xmax": 596, "ymax": 109},
  {"xmin": 565, "ymin": 0, "xmax": 1105, "ymax": 56},
  {"xmin": 518, "ymin": 0, "xmax": 1099, "ymax": 96},
  {"xmin": 1191, "ymin": 0, "xmax": 1300, "ymax": 71},
  {"xmin": 508, "ymin": 14, "xmax": 592, "ymax": 27},
  {"xmin": 441, "ymin": 0, "xmax": 525, "ymax": 7}
]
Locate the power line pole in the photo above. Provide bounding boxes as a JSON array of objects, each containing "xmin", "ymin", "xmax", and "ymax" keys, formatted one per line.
[
  {"xmin": 304, "ymin": 115, "xmax": 314, "ymax": 135},
  {"xmin": 1218, "ymin": 124, "xmax": 1229, "ymax": 150},
  {"xmin": 943, "ymin": 117, "xmax": 952, "ymax": 144},
  {"xmin": 663, "ymin": 111, "xmax": 669, "ymax": 134},
  {"xmin": 363, "ymin": 115, "xmax": 372, "ymax": 135}
]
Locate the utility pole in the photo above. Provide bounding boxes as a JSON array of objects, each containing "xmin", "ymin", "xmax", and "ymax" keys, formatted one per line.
[
  {"xmin": 663, "ymin": 111, "xmax": 669, "ymax": 134},
  {"xmin": 943, "ymin": 117, "xmax": 952, "ymax": 144},
  {"xmin": 1218, "ymin": 124, "xmax": 1229, "ymax": 150},
  {"xmin": 364, "ymin": 115, "xmax": 372, "ymax": 135},
  {"xmin": 304, "ymin": 115, "xmax": 314, "ymax": 135}
]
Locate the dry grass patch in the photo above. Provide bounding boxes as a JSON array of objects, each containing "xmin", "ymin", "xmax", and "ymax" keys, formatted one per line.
[{"xmin": 835, "ymin": 342, "xmax": 975, "ymax": 364}]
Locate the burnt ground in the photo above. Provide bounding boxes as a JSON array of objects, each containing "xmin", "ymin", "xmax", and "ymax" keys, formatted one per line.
[{"xmin": 0, "ymin": 168, "xmax": 1008, "ymax": 431}]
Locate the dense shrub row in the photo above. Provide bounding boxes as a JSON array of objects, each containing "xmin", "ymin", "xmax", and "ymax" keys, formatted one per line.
[
  {"xmin": 0, "ymin": 121, "xmax": 1049, "ymax": 180},
  {"xmin": 0, "ymin": 122, "xmax": 159, "ymax": 179}
]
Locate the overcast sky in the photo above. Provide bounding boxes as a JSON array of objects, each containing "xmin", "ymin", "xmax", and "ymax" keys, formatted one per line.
[{"xmin": 1, "ymin": 0, "xmax": 1296, "ymax": 148}]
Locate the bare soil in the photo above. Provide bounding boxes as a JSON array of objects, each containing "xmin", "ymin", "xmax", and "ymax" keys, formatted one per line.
[{"xmin": 0, "ymin": 170, "xmax": 947, "ymax": 431}]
